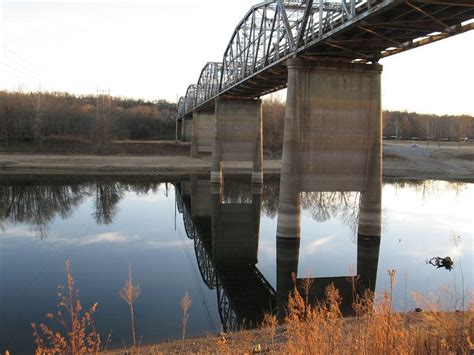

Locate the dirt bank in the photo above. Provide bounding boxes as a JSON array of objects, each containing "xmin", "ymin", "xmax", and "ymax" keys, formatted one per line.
[
  {"xmin": 382, "ymin": 141, "xmax": 474, "ymax": 181},
  {"xmin": 0, "ymin": 141, "xmax": 472, "ymax": 181}
]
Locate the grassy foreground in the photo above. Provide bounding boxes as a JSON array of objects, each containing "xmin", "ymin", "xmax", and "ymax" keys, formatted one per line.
[
  {"xmin": 29, "ymin": 261, "xmax": 473, "ymax": 354},
  {"xmin": 126, "ymin": 287, "xmax": 473, "ymax": 354}
]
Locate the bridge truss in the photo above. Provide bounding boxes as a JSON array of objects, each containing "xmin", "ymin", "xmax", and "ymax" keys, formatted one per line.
[{"xmin": 178, "ymin": 0, "xmax": 474, "ymax": 117}]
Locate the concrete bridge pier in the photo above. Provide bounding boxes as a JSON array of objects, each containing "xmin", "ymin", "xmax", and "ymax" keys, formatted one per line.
[
  {"xmin": 210, "ymin": 97, "xmax": 263, "ymax": 185},
  {"xmin": 276, "ymin": 58, "xmax": 382, "ymax": 240},
  {"xmin": 181, "ymin": 115, "xmax": 193, "ymax": 142},
  {"xmin": 191, "ymin": 111, "xmax": 214, "ymax": 157},
  {"xmin": 276, "ymin": 57, "xmax": 382, "ymax": 314}
]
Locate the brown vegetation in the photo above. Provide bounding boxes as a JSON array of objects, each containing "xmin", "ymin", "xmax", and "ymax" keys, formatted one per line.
[
  {"xmin": 180, "ymin": 291, "xmax": 192, "ymax": 352},
  {"xmin": 0, "ymin": 90, "xmax": 176, "ymax": 149},
  {"xmin": 119, "ymin": 265, "xmax": 141, "ymax": 348},
  {"xmin": 31, "ymin": 259, "xmax": 103, "ymax": 354},
  {"xmin": 1, "ymin": 90, "xmax": 473, "ymax": 157},
  {"xmin": 141, "ymin": 272, "xmax": 473, "ymax": 355},
  {"xmin": 29, "ymin": 257, "xmax": 473, "ymax": 354},
  {"xmin": 262, "ymin": 96, "xmax": 285, "ymax": 156},
  {"xmin": 383, "ymin": 110, "xmax": 473, "ymax": 141}
]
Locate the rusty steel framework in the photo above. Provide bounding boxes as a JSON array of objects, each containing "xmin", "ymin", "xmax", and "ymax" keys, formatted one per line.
[{"xmin": 178, "ymin": 0, "xmax": 474, "ymax": 118}]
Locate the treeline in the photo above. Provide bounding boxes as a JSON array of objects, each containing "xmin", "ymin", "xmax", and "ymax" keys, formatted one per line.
[
  {"xmin": 262, "ymin": 96, "xmax": 285, "ymax": 155},
  {"xmin": 1, "ymin": 90, "xmax": 472, "ymax": 151},
  {"xmin": 0, "ymin": 90, "xmax": 177, "ymax": 145},
  {"xmin": 383, "ymin": 110, "xmax": 473, "ymax": 141}
]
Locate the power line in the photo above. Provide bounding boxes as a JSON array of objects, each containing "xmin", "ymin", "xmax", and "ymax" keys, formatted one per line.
[
  {"xmin": 4, "ymin": 47, "xmax": 38, "ymax": 73},
  {"xmin": 0, "ymin": 60, "xmax": 40, "ymax": 82}
]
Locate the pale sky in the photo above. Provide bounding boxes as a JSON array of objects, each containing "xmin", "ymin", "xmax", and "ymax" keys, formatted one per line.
[{"xmin": 1, "ymin": 0, "xmax": 473, "ymax": 115}]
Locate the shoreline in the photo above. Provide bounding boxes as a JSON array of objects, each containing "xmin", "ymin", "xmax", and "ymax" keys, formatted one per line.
[{"xmin": 0, "ymin": 142, "xmax": 472, "ymax": 181}]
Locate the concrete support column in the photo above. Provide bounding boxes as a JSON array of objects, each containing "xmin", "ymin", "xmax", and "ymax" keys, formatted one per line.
[
  {"xmin": 191, "ymin": 111, "xmax": 214, "ymax": 157},
  {"xmin": 275, "ymin": 57, "xmax": 302, "ymax": 240},
  {"xmin": 181, "ymin": 116, "xmax": 193, "ymax": 142},
  {"xmin": 276, "ymin": 58, "xmax": 382, "ymax": 313},
  {"xmin": 211, "ymin": 97, "xmax": 263, "ymax": 184},
  {"xmin": 252, "ymin": 105, "xmax": 264, "ymax": 184},
  {"xmin": 210, "ymin": 108, "xmax": 223, "ymax": 184},
  {"xmin": 357, "ymin": 123, "xmax": 382, "ymax": 238},
  {"xmin": 181, "ymin": 116, "xmax": 187, "ymax": 141},
  {"xmin": 276, "ymin": 58, "xmax": 382, "ymax": 240},
  {"xmin": 191, "ymin": 117, "xmax": 197, "ymax": 156}
]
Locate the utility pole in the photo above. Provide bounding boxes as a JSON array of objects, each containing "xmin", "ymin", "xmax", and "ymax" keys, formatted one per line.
[
  {"xmin": 426, "ymin": 119, "xmax": 429, "ymax": 147},
  {"xmin": 96, "ymin": 88, "xmax": 111, "ymax": 146},
  {"xmin": 175, "ymin": 93, "xmax": 179, "ymax": 144},
  {"xmin": 35, "ymin": 83, "xmax": 41, "ymax": 141}
]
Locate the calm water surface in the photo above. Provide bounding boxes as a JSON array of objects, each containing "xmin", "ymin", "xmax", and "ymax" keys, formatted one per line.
[{"xmin": 0, "ymin": 176, "xmax": 472, "ymax": 353}]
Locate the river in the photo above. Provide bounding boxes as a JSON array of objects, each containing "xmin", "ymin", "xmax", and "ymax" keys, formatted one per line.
[{"xmin": 0, "ymin": 175, "xmax": 472, "ymax": 353}]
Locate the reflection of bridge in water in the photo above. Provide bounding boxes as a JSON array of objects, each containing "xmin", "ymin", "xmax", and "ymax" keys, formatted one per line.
[
  {"xmin": 175, "ymin": 171, "xmax": 383, "ymax": 330},
  {"xmin": 175, "ymin": 178, "xmax": 276, "ymax": 331}
]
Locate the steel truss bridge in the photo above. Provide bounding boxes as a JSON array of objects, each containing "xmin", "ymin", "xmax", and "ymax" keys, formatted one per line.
[
  {"xmin": 178, "ymin": 0, "xmax": 473, "ymax": 118},
  {"xmin": 175, "ymin": 185, "xmax": 276, "ymax": 332}
]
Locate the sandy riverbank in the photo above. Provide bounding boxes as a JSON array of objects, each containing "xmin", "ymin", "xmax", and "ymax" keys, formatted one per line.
[{"xmin": 0, "ymin": 141, "xmax": 472, "ymax": 181}]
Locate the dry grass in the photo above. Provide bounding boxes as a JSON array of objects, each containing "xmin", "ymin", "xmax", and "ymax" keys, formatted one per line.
[
  {"xmin": 31, "ymin": 259, "xmax": 103, "ymax": 354},
  {"xmin": 180, "ymin": 291, "xmax": 192, "ymax": 352},
  {"xmin": 31, "ymin": 264, "xmax": 473, "ymax": 354},
  {"xmin": 138, "ymin": 270, "xmax": 473, "ymax": 355},
  {"xmin": 119, "ymin": 264, "xmax": 141, "ymax": 348}
]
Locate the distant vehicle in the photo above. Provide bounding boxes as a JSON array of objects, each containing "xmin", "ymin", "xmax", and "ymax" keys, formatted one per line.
[{"xmin": 411, "ymin": 143, "xmax": 418, "ymax": 147}]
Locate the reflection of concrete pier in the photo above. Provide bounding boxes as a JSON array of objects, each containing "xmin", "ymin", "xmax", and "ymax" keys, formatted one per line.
[
  {"xmin": 276, "ymin": 225, "xmax": 381, "ymax": 316},
  {"xmin": 176, "ymin": 177, "xmax": 274, "ymax": 331}
]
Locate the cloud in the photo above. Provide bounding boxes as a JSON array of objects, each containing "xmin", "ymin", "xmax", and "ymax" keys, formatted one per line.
[
  {"xmin": 78, "ymin": 232, "xmax": 139, "ymax": 245},
  {"xmin": 302, "ymin": 235, "xmax": 336, "ymax": 257},
  {"xmin": 146, "ymin": 240, "xmax": 189, "ymax": 249}
]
